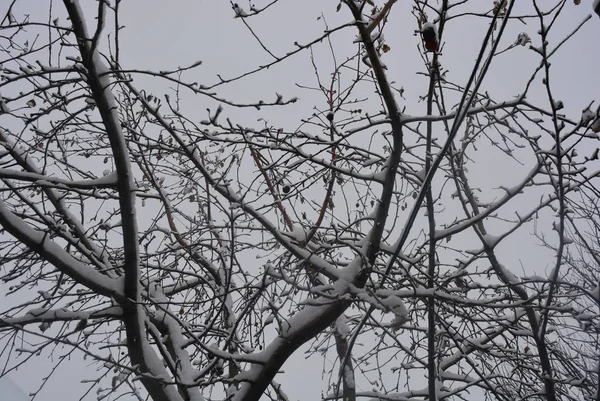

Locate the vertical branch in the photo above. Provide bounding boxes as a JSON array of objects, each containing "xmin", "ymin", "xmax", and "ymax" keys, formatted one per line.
[
  {"xmin": 62, "ymin": 2, "xmax": 181, "ymax": 401},
  {"xmin": 533, "ymin": 0, "xmax": 567, "ymax": 340},
  {"xmin": 250, "ymin": 146, "xmax": 294, "ymax": 230},
  {"xmin": 333, "ymin": 316, "xmax": 356, "ymax": 401},
  {"xmin": 422, "ymin": 1, "xmax": 449, "ymax": 397},
  {"xmin": 424, "ymin": 47, "xmax": 439, "ymax": 401},
  {"xmin": 423, "ymin": 8, "xmax": 445, "ymax": 399},
  {"xmin": 304, "ymin": 74, "xmax": 343, "ymax": 246},
  {"xmin": 344, "ymin": 0, "xmax": 403, "ymax": 265},
  {"xmin": 114, "ymin": 0, "xmax": 120, "ymax": 66}
]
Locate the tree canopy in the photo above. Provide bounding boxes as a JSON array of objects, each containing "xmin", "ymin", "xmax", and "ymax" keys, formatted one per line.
[{"xmin": 0, "ymin": 1, "xmax": 599, "ymax": 400}]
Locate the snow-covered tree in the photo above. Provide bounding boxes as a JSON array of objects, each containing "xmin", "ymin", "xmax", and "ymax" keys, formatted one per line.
[{"xmin": 1, "ymin": 1, "xmax": 598, "ymax": 400}]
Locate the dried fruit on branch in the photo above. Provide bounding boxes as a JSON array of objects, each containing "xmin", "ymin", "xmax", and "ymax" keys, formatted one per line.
[{"xmin": 421, "ymin": 22, "xmax": 438, "ymax": 52}]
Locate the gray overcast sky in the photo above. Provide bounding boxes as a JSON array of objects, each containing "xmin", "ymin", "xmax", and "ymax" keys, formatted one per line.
[
  {"xmin": 1, "ymin": 0, "xmax": 599, "ymax": 400},
  {"xmin": 0, "ymin": 374, "xmax": 28, "ymax": 401}
]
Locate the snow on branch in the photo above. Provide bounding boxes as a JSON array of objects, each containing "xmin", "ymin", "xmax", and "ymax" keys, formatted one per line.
[{"xmin": 0, "ymin": 199, "xmax": 124, "ymax": 298}]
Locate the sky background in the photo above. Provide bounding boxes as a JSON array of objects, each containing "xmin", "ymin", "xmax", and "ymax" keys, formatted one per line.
[
  {"xmin": 1, "ymin": 0, "xmax": 599, "ymax": 400},
  {"xmin": 0, "ymin": 374, "xmax": 28, "ymax": 401}
]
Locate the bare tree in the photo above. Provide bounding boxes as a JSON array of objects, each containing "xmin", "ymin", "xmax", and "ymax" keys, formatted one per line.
[{"xmin": 1, "ymin": 1, "xmax": 599, "ymax": 400}]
